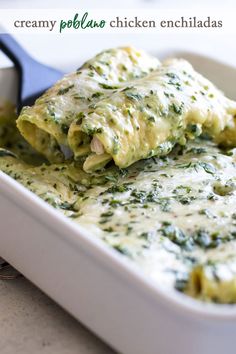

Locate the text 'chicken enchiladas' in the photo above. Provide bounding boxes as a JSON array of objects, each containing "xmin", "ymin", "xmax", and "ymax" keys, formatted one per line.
[{"xmin": 1, "ymin": 46, "xmax": 236, "ymax": 304}]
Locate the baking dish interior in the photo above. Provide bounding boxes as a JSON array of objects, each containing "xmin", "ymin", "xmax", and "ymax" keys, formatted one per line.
[{"xmin": 1, "ymin": 51, "xmax": 236, "ymax": 318}]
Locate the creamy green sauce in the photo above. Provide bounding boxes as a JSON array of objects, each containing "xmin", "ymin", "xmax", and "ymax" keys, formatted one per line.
[
  {"xmin": 1, "ymin": 109, "xmax": 236, "ymax": 303},
  {"xmin": 16, "ymin": 49, "xmax": 236, "ymax": 173}
]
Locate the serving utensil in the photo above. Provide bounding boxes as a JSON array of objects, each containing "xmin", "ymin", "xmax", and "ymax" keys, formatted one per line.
[{"xmin": 0, "ymin": 34, "xmax": 63, "ymax": 113}]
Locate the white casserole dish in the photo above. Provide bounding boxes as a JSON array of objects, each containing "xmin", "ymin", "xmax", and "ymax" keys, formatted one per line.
[{"xmin": 1, "ymin": 52, "xmax": 236, "ymax": 354}]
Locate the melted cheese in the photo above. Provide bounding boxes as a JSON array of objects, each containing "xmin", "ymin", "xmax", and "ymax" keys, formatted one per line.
[
  {"xmin": 2, "ymin": 48, "xmax": 236, "ymax": 304},
  {"xmin": 16, "ymin": 47, "xmax": 160, "ymax": 163},
  {"xmin": 1, "ymin": 139, "xmax": 236, "ymax": 303},
  {"xmin": 76, "ymin": 58, "xmax": 236, "ymax": 172},
  {"xmin": 17, "ymin": 48, "xmax": 236, "ymax": 174}
]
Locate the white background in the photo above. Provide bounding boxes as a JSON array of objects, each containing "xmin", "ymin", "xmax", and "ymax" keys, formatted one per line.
[{"xmin": 0, "ymin": 0, "xmax": 235, "ymax": 72}]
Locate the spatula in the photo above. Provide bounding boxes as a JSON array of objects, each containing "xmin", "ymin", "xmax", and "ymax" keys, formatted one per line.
[{"xmin": 0, "ymin": 34, "xmax": 63, "ymax": 113}]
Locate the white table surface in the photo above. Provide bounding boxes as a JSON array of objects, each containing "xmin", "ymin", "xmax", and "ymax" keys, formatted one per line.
[
  {"xmin": 0, "ymin": 1, "xmax": 235, "ymax": 353},
  {"xmin": 0, "ymin": 275, "xmax": 115, "ymax": 354}
]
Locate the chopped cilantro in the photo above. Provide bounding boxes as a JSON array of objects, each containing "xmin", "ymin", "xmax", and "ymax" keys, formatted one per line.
[{"xmin": 57, "ymin": 84, "xmax": 74, "ymax": 95}]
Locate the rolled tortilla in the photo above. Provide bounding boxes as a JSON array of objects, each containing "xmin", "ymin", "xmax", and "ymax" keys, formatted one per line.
[
  {"xmin": 68, "ymin": 58, "xmax": 236, "ymax": 172},
  {"xmin": 16, "ymin": 47, "xmax": 160, "ymax": 163},
  {"xmin": 187, "ymin": 258, "xmax": 236, "ymax": 303}
]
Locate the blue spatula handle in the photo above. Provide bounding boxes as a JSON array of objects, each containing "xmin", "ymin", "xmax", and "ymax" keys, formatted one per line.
[
  {"xmin": 0, "ymin": 34, "xmax": 32, "ymax": 71},
  {"xmin": 0, "ymin": 34, "xmax": 63, "ymax": 111}
]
